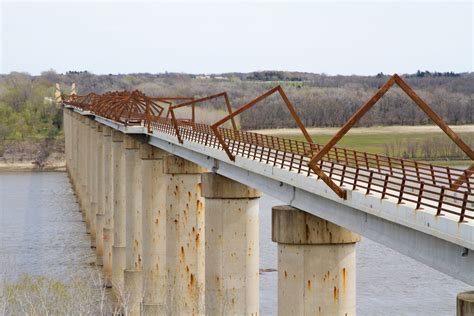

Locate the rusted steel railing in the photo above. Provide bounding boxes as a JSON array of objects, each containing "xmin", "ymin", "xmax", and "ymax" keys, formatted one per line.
[
  {"xmin": 149, "ymin": 120, "xmax": 474, "ymax": 222},
  {"xmin": 168, "ymin": 92, "xmax": 236, "ymax": 144},
  {"xmin": 63, "ymin": 75, "xmax": 474, "ymax": 222},
  {"xmin": 307, "ymin": 74, "xmax": 474, "ymax": 199}
]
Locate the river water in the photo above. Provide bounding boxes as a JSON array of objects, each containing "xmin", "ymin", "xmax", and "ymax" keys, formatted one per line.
[{"xmin": 0, "ymin": 172, "xmax": 469, "ymax": 315}]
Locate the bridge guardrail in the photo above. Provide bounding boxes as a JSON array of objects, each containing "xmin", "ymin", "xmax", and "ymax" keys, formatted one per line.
[{"xmin": 62, "ymin": 77, "xmax": 473, "ymax": 222}]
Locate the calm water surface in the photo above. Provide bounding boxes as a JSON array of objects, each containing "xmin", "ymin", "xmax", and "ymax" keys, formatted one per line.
[
  {"xmin": 0, "ymin": 172, "xmax": 95, "ymax": 280},
  {"xmin": 0, "ymin": 172, "xmax": 469, "ymax": 315}
]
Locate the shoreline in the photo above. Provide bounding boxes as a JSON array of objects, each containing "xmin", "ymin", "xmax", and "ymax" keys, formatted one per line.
[{"xmin": 0, "ymin": 161, "xmax": 66, "ymax": 172}]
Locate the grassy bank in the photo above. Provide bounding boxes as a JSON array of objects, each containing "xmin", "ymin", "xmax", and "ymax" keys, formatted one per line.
[{"xmin": 257, "ymin": 125, "xmax": 474, "ymax": 166}]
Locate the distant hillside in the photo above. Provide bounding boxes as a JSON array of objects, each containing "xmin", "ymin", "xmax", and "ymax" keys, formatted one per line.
[{"xmin": 0, "ymin": 70, "xmax": 472, "ymax": 139}]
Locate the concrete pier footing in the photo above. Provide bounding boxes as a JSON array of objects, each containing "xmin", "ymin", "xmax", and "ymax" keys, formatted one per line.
[
  {"xmin": 165, "ymin": 155, "xmax": 206, "ymax": 315},
  {"xmin": 124, "ymin": 136, "xmax": 143, "ymax": 316},
  {"xmin": 272, "ymin": 205, "xmax": 360, "ymax": 316},
  {"xmin": 457, "ymin": 291, "xmax": 474, "ymax": 316},
  {"xmin": 141, "ymin": 145, "xmax": 167, "ymax": 315},
  {"xmin": 201, "ymin": 173, "xmax": 261, "ymax": 316},
  {"xmin": 111, "ymin": 130, "xmax": 126, "ymax": 297}
]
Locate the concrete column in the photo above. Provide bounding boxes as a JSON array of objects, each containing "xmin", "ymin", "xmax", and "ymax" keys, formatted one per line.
[
  {"xmin": 74, "ymin": 113, "xmax": 81, "ymax": 191},
  {"xmin": 74, "ymin": 113, "xmax": 81, "ymax": 195},
  {"xmin": 89, "ymin": 121, "xmax": 98, "ymax": 248},
  {"xmin": 202, "ymin": 173, "xmax": 260, "ymax": 316},
  {"xmin": 141, "ymin": 145, "xmax": 167, "ymax": 315},
  {"xmin": 67, "ymin": 111, "xmax": 75, "ymax": 186},
  {"xmin": 72, "ymin": 113, "xmax": 80, "ymax": 205},
  {"xmin": 67, "ymin": 110, "xmax": 73, "ymax": 177},
  {"xmin": 64, "ymin": 110, "xmax": 71, "ymax": 178},
  {"xmin": 123, "ymin": 135, "xmax": 143, "ymax": 316},
  {"xmin": 165, "ymin": 156, "xmax": 206, "ymax": 315},
  {"xmin": 71, "ymin": 113, "xmax": 79, "ymax": 201},
  {"xmin": 457, "ymin": 291, "xmax": 474, "ymax": 316},
  {"xmin": 63, "ymin": 109, "xmax": 71, "ymax": 176},
  {"xmin": 272, "ymin": 206, "xmax": 360, "ymax": 316},
  {"xmin": 95, "ymin": 125, "xmax": 104, "ymax": 266},
  {"xmin": 82, "ymin": 117, "xmax": 91, "ymax": 232},
  {"xmin": 112, "ymin": 130, "xmax": 126, "ymax": 297},
  {"xmin": 102, "ymin": 126, "xmax": 114, "ymax": 287}
]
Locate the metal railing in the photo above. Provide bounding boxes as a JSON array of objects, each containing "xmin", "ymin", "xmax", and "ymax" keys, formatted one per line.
[{"xmin": 63, "ymin": 76, "xmax": 474, "ymax": 222}]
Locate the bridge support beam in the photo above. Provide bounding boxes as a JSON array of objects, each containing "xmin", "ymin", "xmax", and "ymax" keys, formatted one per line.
[
  {"xmin": 457, "ymin": 291, "xmax": 474, "ymax": 316},
  {"xmin": 141, "ymin": 145, "xmax": 167, "ymax": 315},
  {"xmin": 272, "ymin": 205, "xmax": 360, "ymax": 316},
  {"xmin": 102, "ymin": 126, "xmax": 113, "ymax": 285},
  {"xmin": 111, "ymin": 130, "xmax": 126, "ymax": 298},
  {"xmin": 165, "ymin": 156, "xmax": 206, "ymax": 315},
  {"xmin": 95, "ymin": 125, "xmax": 104, "ymax": 266},
  {"xmin": 124, "ymin": 136, "xmax": 143, "ymax": 316},
  {"xmin": 202, "ymin": 173, "xmax": 260, "ymax": 316}
]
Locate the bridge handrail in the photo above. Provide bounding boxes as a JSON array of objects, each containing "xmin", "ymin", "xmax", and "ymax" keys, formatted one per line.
[
  {"xmin": 62, "ymin": 86, "xmax": 473, "ymax": 222},
  {"xmin": 147, "ymin": 117, "xmax": 473, "ymax": 222}
]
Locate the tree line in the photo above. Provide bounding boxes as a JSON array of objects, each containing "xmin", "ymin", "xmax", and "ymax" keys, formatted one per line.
[{"xmin": 0, "ymin": 70, "xmax": 472, "ymax": 139}]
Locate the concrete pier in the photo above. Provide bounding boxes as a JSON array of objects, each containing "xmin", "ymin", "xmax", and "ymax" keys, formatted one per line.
[
  {"xmin": 201, "ymin": 173, "xmax": 260, "ymax": 316},
  {"xmin": 123, "ymin": 136, "xmax": 143, "ymax": 316},
  {"xmin": 63, "ymin": 109, "xmax": 72, "ymax": 177},
  {"xmin": 111, "ymin": 130, "xmax": 126, "ymax": 297},
  {"xmin": 75, "ymin": 115, "xmax": 83, "ymax": 219},
  {"xmin": 82, "ymin": 118, "xmax": 91, "ymax": 232},
  {"xmin": 102, "ymin": 126, "xmax": 113, "ymax": 285},
  {"xmin": 74, "ymin": 114, "xmax": 83, "ymax": 209},
  {"xmin": 165, "ymin": 156, "xmax": 206, "ymax": 315},
  {"xmin": 272, "ymin": 205, "xmax": 360, "ymax": 316},
  {"xmin": 141, "ymin": 145, "xmax": 167, "ymax": 315},
  {"xmin": 88, "ymin": 121, "xmax": 97, "ymax": 248},
  {"xmin": 95, "ymin": 125, "xmax": 104, "ymax": 266},
  {"xmin": 457, "ymin": 291, "xmax": 474, "ymax": 316}
]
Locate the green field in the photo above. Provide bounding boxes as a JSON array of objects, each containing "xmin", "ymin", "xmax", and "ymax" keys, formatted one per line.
[{"xmin": 271, "ymin": 130, "xmax": 474, "ymax": 167}]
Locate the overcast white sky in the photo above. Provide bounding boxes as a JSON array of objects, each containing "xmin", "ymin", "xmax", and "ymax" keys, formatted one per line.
[{"xmin": 0, "ymin": 0, "xmax": 472, "ymax": 75}]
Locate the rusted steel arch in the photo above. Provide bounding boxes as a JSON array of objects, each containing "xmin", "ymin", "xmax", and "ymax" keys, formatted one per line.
[
  {"xmin": 451, "ymin": 165, "xmax": 474, "ymax": 192},
  {"xmin": 89, "ymin": 90, "xmax": 165, "ymax": 126},
  {"xmin": 130, "ymin": 92, "xmax": 165, "ymax": 124},
  {"xmin": 91, "ymin": 92, "xmax": 115, "ymax": 117},
  {"xmin": 307, "ymin": 74, "xmax": 474, "ymax": 199},
  {"xmin": 146, "ymin": 97, "xmax": 196, "ymax": 134},
  {"xmin": 154, "ymin": 97, "xmax": 194, "ymax": 142},
  {"xmin": 116, "ymin": 91, "xmax": 147, "ymax": 124},
  {"xmin": 150, "ymin": 97, "xmax": 194, "ymax": 121},
  {"xmin": 167, "ymin": 93, "xmax": 237, "ymax": 144},
  {"xmin": 63, "ymin": 92, "xmax": 99, "ymax": 111},
  {"xmin": 170, "ymin": 93, "xmax": 237, "ymax": 129},
  {"xmin": 95, "ymin": 91, "xmax": 135, "ymax": 121},
  {"xmin": 210, "ymin": 85, "xmax": 313, "ymax": 161}
]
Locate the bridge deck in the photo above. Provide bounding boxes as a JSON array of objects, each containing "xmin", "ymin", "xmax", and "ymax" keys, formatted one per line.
[{"xmin": 64, "ymin": 96, "xmax": 474, "ymax": 284}]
